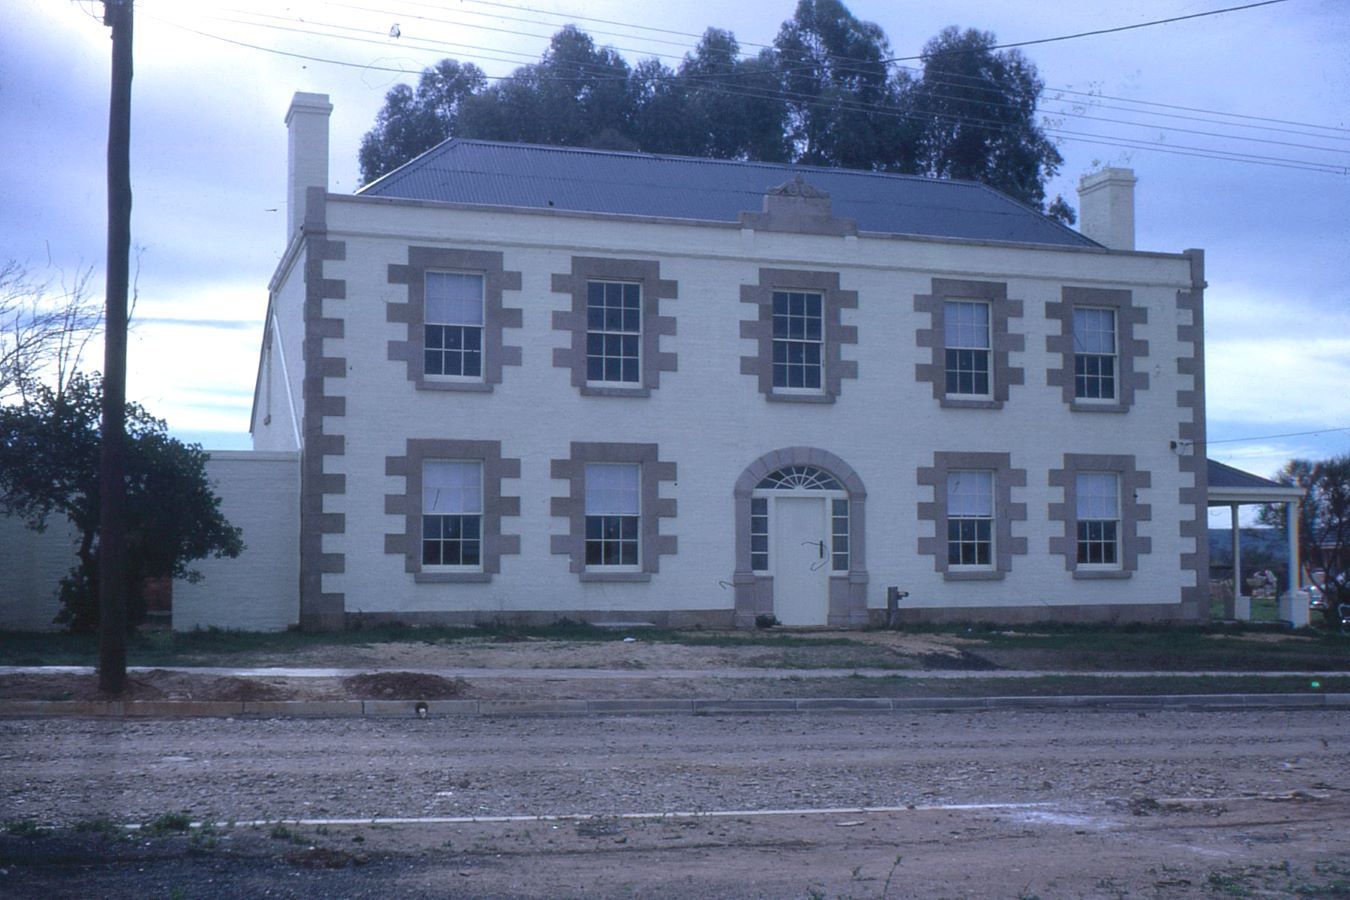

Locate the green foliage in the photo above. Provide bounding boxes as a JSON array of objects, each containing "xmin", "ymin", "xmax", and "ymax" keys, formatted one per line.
[
  {"xmin": 358, "ymin": 59, "xmax": 486, "ymax": 186},
  {"xmin": 356, "ymin": 2, "xmax": 1069, "ymax": 219},
  {"xmin": 143, "ymin": 812, "xmax": 192, "ymax": 835},
  {"xmin": 773, "ymin": 0, "xmax": 913, "ymax": 170},
  {"xmin": 0, "ymin": 373, "xmax": 244, "ymax": 633},
  {"xmin": 909, "ymin": 27, "xmax": 1065, "ymax": 211},
  {"xmin": 4, "ymin": 819, "xmax": 44, "ymax": 838},
  {"xmin": 72, "ymin": 817, "xmax": 124, "ymax": 838},
  {"xmin": 1259, "ymin": 454, "xmax": 1350, "ymax": 624}
]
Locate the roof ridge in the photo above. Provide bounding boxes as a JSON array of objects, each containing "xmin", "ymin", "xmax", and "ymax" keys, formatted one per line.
[{"xmin": 438, "ymin": 137, "xmax": 989, "ymax": 188}]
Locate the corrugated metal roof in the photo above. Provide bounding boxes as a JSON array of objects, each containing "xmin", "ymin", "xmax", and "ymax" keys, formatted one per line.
[
  {"xmin": 358, "ymin": 139, "xmax": 1098, "ymax": 248},
  {"xmin": 1208, "ymin": 459, "xmax": 1287, "ymax": 490}
]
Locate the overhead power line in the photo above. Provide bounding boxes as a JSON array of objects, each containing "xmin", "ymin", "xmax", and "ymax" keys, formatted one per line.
[
  {"xmin": 1206, "ymin": 426, "xmax": 1350, "ymax": 446},
  {"xmin": 885, "ymin": 0, "xmax": 1292, "ymax": 61},
  {"xmin": 330, "ymin": 0, "xmax": 1350, "ymax": 139},
  {"xmin": 163, "ymin": 0, "xmax": 1349, "ymax": 139},
  {"xmin": 141, "ymin": 3, "xmax": 1349, "ymax": 176}
]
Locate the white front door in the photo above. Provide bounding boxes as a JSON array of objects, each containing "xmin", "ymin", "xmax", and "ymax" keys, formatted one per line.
[{"xmin": 773, "ymin": 496, "xmax": 830, "ymax": 626}]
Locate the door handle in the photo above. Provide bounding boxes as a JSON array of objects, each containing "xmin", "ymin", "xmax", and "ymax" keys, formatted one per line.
[{"xmin": 801, "ymin": 539, "xmax": 824, "ymax": 558}]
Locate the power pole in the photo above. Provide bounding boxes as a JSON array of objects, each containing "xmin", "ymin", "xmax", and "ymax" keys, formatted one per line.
[{"xmin": 98, "ymin": 0, "xmax": 133, "ymax": 695}]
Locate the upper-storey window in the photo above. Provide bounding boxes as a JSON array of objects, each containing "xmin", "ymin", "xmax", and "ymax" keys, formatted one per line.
[
  {"xmin": 943, "ymin": 300, "xmax": 991, "ymax": 397},
  {"xmin": 915, "ymin": 279, "xmax": 1023, "ymax": 410},
  {"xmin": 586, "ymin": 281, "xmax": 642, "ymax": 385},
  {"xmin": 584, "ymin": 462, "xmax": 641, "ymax": 568},
  {"xmin": 424, "ymin": 272, "xmax": 484, "ymax": 380},
  {"xmin": 772, "ymin": 290, "xmax": 824, "ymax": 391},
  {"xmin": 1048, "ymin": 287, "xmax": 1145, "ymax": 412},
  {"xmin": 422, "ymin": 460, "xmax": 483, "ymax": 569},
  {"xmin": 741, "ymin": 269, "xmax": 857, "ymax": 404},
  {"xmin": 947, "ymin": 470, "xmax": 994, "ymax": 568},
  {"xmin": 1075, "ymin": 472, "xmax": 1120, "ymax": 566},
  {"xmin": 389, "ymin": 247, "xmax": 523, "ymax": 393},
  {"xmin": 552, "ymin": 257, "xmax": 677, "ymax": 398},
  {"xmin": 1073, "ymin": 307, "xmax": 1116, "ymax": 401}
]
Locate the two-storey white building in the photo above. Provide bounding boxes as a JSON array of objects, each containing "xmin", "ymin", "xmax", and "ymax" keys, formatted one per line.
[{"xmin": 254, "ymin": 92, "xmax": 1208, "ymax": 629}]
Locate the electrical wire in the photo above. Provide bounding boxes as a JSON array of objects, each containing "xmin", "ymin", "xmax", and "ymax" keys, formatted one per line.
[
  {"xmin": 445, "ymin": 0, "xmax": 1344, "ymax": 138},
  {"xmin": 155, "ymin": 0, "xmax": 1350, "ymax": 142},
  {"xmin": 139, "ymin": 4, "xmax": 1348, "ymax": 175},
  {"xmin": 1205, "ymin": 426, "xmax": 1350, "ymax": 446},
  {"xmin": 885, "ymin": 0, "xmax": 1292, "ymax": 62}
]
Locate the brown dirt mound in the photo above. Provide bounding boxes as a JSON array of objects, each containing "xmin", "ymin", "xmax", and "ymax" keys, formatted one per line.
[
  {"xmin": 340, "ymin": 671, "xmax": 468, "ymax": 699},
  {"xmin": 209, "ymin": 677, "xmax": 290, "ymax": 702},
  {"xmin": 918, "ymin": 649, "xmax": 999, "ymax": 671}
]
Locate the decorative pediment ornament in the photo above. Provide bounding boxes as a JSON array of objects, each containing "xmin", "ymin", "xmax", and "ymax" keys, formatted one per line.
[
  {"xmin": 769, "ymin": 175, "xmax": 829, "ymax": 200},
  {"xmin": 739, "ymin": 175, "xmax": 857, "ymax": 237}
]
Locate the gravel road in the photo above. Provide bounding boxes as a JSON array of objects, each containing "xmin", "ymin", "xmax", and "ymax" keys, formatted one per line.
[{"xmin": 2, "ymin": 709, "xmax": 1348, "ymax": 898}]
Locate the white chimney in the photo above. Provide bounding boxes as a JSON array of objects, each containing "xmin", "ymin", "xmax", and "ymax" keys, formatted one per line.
[
  {"xmin": 1076, "ymin": 167, "xmax": 1136, "ymax": 251},
  {"xmin": 285, "ymin": 92, "xmax": 332, "ymax": 239}
]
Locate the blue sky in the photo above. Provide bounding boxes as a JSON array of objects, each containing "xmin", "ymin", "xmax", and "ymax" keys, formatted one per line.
[{"xmin": 2, "ymin": 0, "xmax": 1347, "ymax": 502}]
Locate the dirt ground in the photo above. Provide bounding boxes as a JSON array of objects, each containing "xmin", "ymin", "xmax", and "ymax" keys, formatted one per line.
[
  {"xmin": 0, "ymin": 631, "xmax": 993, "ymax": 702},
  {"xmin": 2, "ymin": 628, "xmax": 1343, "ymax": 702},
  {"xmin": 2, "ymin": 709, "xmax": 1347, "ymax": 898},
  {"xmin": 195, "ymin": 628, "xmax": 987, "ymax": 670}
]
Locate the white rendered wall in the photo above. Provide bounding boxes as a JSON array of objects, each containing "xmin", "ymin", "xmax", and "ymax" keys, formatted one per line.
[
  {"xmin": 314, "ymin": 198, "xmax": 1200, "ymax": 620},
  {"xmin": 173, "ymin": 451, "xmax": 300, "ymax": 631},
  {"xmin": 0, "ymin": 512, "xmax": 78, "ymax": 631},
  {"xmin": 251, "ymin": 246, "xmax": 306, "ymax": 451}
]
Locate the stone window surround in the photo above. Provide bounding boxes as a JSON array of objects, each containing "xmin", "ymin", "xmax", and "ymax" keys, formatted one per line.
[
  {"xmin": 550, "ymin": 442, "xmax": 678, "ymax": 581},
  {"xmin": 916, "ymin": 451, "xmax": 1028, "ymax": 581},
  {"xmin": 387, "ymin": 247, "xmax": 523, "ymax": 392},
  {"xmin": 740, "ymin": 269, "xmax": 858, "ymax": 404},
  {"xmin": 384, "ymin": 439, "xmax": 522, "ymax": 584},
  {"xmin": 1048, "ymin": 453, "xmax": 1152, "ymax": 579},
  {"xmin": 731, "ymin": 447, "xmax": 869, "ymax": 627},
  {"xmin": 551, "ymin": 257, "xmax": 678, "ymax": 398},
  {"xmin": 1046, "ymin": 286, "xmax": 1149, "ymax": 413},
  {"xmin": 914, "ymin": 278, "xmax": 1025, "ymax": 409}
]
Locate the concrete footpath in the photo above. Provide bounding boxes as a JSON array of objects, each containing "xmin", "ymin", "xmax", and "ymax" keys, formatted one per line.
[{"xmin": 1, "ymin": 665, "xmax": 1347, "ymax": 718}]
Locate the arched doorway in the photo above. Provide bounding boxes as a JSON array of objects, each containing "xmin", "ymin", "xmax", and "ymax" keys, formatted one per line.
[{"xmin": 732, "ymin": 449, "xmax": 868, "ymax": 627}]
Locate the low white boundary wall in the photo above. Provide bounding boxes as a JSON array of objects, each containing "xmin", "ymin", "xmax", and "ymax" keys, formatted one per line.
[
  {"xmin": 0, "ymin": 512, "xmax": 78, "ymax": 631},
  {"xmin": 0, "ymin": 450, "xmax": 299, "ymax": 633},
  {"xmin": 173, "ymin": 451, "xmax": 300, "ymax": 631}
]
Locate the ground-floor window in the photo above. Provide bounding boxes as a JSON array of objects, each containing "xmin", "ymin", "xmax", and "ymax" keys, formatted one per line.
[
  {"xmin": 946, "ymin": 470, "xmax": 994, "ymax": 568},
  {"xmin": 584, "ymin": 462, "xmax": 641, "ymax": 567},
  {"xmin": 421, "ymin": 460, "xmax": 483, "ymax": 568},
  {"xmin": 1075, "ymin": 472, "xmax": 1120, "ymax": 566}
]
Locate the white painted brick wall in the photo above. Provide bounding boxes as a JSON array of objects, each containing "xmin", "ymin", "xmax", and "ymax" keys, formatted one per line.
[
  {"xmin": 0, "ymin": 513, "xmax": 78, "ymax": 631},
  {"xmin": 173, "ymin": 451, "xmax": 300, "ymax": 631},
  {"xmin": 303, "ymin": 198, "xmax": 1200, "ymax": 619},
  {"xmin": 251, "ymin": 251, "xmax": 306, "ymax": 451}
]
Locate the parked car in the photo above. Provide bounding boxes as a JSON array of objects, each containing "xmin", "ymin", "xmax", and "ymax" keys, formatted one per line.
[{"xmin": 1308, "ymin": 581, "xmax": 1326, "ymax": 611}]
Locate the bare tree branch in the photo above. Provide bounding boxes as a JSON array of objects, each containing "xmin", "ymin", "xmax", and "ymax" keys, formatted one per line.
[{"xmin": 0, "ymin": 260, "xmax": 103, "ymax": 402}]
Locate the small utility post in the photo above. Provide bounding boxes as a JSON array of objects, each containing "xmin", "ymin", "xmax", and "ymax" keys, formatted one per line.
[{"xmin": 98, "ymin": 0, "xmax": 133, "ymax": 695}]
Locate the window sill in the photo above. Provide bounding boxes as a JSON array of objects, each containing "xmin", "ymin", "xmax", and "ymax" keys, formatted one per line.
[
  {"xmin": 581, "ymin": 384, "xmax": 651, "ymax": 398},
  {"xmin": 939, "ymin": 397, "xmax": 1002, "ymax": 410},
  {"xmin": 417, "ymin": 379, "xmax": 493, "ymax": 393},
  {"xmin": 1069, "ymin": 400, "xmax": 1127, "ymax": 413},
  {"xmin": 766, "ymin": 392, "xmax": 834, "ymax": 404},
  {"xmin": 1073, "ymin": 569, "xmax": 1132, "ymax": 580},
  {"xmin": 943, "ymin": 569, "xmax": 1005, "ymax": 581},
  {"xmin": 414, "ymin": 571, "xmax": 492, "ymax": 584},
  {"xmin": 580, "ymin": 571, "xmax": 652, "ymax": 583}
]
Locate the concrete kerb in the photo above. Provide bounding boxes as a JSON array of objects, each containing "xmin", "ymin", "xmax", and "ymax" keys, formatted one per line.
[{"xmin": 0, "ymin": 693, "xmax": 1345, "ymax": 719}]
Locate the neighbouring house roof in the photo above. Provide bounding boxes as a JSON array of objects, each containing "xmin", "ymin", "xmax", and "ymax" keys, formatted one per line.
[
  {"xmin": 1208, "ymin": 458, "xmax": 1303, "ymax": 504},
  {"xmin": 358, "ymin": 139, "xmax": 1099, "ymax": 248}
]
